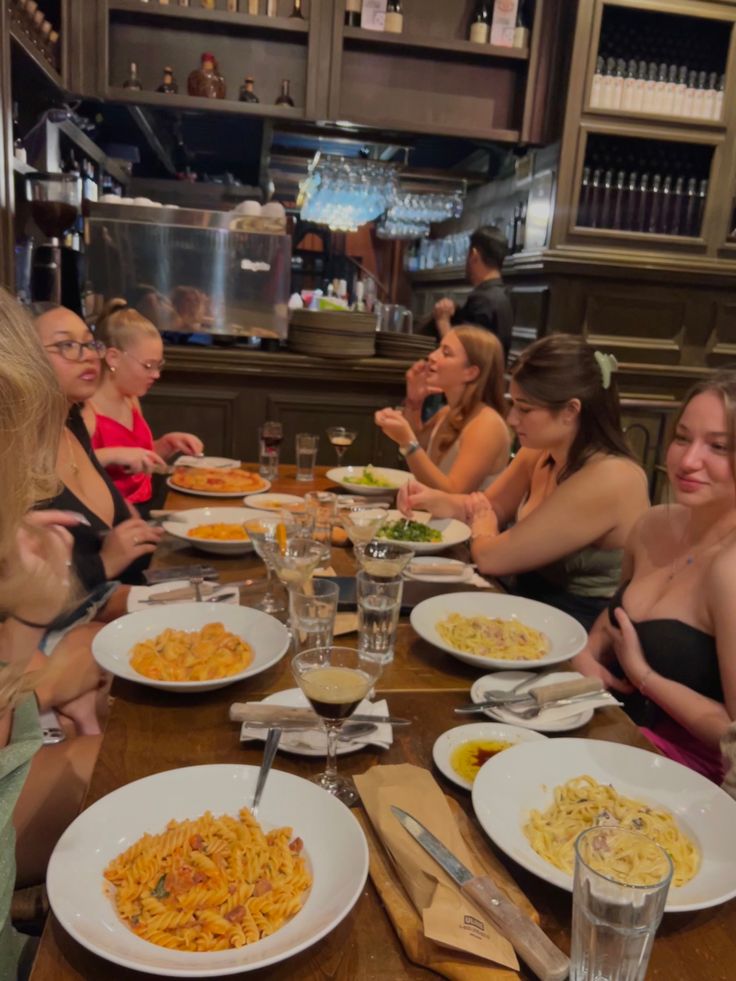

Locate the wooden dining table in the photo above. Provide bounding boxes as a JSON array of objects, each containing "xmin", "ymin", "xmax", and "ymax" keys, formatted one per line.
[{"xmin": 30, "ymin": 467, "xmax": 736, "ymax": 981}]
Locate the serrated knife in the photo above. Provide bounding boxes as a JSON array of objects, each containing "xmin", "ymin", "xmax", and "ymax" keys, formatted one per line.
[{"xmin": 391, "ymin": 806, "xmax": 570, "ymax": 981}]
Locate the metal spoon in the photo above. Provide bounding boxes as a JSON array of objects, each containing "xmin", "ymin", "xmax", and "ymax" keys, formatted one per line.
[{"xmin": 251, "ymin": 727, "xmax": 282, "ymax": 819}]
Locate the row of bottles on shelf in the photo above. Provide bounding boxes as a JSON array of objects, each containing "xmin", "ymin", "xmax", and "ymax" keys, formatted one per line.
[
  {"xmin": 138, "ymin": 0, "xmax": 306, "ymax": 14},
  {"xmin": 467, "ymin": 0, "xmax": 530, "ymax": 48},
  {"xmin": 8, "ymin": 0, "xmax": 60, "ymax": 70},
  {"xmin": 590, "ymin": 58, "xmax": 724, "ymax": 121},
  {"xmin": 122, "ymin": 57, "xmax": 295, "ymax": 105},
  {"xmin": 578, "ymin": 167, "xmax": 707, "ymax": 238}
]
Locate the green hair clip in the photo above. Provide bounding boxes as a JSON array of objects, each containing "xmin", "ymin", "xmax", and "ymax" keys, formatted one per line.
[{"xmin": 594, "ymin": 351, "xmax": 619, "ymax": 390}]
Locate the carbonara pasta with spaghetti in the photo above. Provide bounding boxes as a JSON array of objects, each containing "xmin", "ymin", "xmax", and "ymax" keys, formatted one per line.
[
  {"xmin": 523, "ymin": 775, "xmax": 699, "ymax": 887},
  {"xmin": 130, "ymin": 623, "xmax": 253, "ymax": 682},
  {"xmin": 436, "ymin": 613, "xmax": 549, "ymax": 660},
  {"xmin": 104, "ymin": 807, "xmax": 311, "ymax": 951}
]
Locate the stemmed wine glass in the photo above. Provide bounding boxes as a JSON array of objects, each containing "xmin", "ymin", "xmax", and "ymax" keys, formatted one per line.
[
  {"xmin": 292, "ymin": 645, "xmax": 383, "ymax": 806},
  {"xmin": 243, "ymin": 516, "xmax": 295, "ymax": 614},
  {"xmin": 327, "ymin": 426, "xmax": 357, "ymax": 466}
]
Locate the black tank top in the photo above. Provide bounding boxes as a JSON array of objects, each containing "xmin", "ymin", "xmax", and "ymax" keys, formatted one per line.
[{"xmin": 608, "ymin": 581, "xmax": 722, "ymax": 727}]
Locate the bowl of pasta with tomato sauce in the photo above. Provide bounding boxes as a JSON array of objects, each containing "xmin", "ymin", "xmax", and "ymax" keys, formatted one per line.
[
  {"xmin": 46, "ymin": 764, "xmax": 369, "ymax": 976},
  {"xmin": 92, "ymin": 604, "xmax": 290, "ymax": 692}
]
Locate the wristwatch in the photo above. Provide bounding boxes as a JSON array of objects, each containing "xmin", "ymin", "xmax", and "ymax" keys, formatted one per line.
[{"xmin": 399, "ymin": 440, "xmax": 420, "ymax": 458}]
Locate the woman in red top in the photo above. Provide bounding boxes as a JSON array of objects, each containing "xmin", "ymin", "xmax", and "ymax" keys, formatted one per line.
[{"xmin": 83, "ymin": 300, "xmax": 203, "ymax": 509}]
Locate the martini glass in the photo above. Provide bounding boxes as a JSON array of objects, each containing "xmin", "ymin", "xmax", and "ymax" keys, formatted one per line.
[
  {"xmin": 292, "ymin": 645, "xmax": 383, "ymax": 805},
  {"xmin": 271, "ymin": 537, "xmax": 331, "ymax": 637},
  {"xmin": 337, "ymin": 504, "xmax": 389, "ymax": 549},
  {"xmin": 327, "ymin": 426, "xmax": 357, "ymax": 465},
  {"xmin": 243, "ymin": 516, "xmax": 296, "ymax": 614},
  {"xmin": 354, "ymin": 539, "xmax": 415, "ymax": 578}
]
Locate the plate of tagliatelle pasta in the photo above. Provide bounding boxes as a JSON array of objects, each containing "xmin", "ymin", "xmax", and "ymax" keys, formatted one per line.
[
  {"xmin": 162, "ymin": 507, "xmax": 274, "ymax": 555},
  {"xmin": 471, "ymin": 738, "xmax": 736, "ymax": 912},
  {"xmin": 92, "ymin": 604, "xmax": 290, "ymax": 692},
  {"xmin": 46, "ymin": 763, "xmax": 369, "ymax": 975},
  {"xmin": 410, "ymin": 592, "xmax": 587, "ymax": 669}
]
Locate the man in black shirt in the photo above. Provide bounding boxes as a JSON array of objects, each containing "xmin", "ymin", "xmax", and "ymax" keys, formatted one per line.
[{"xmin": 426, "ymin": 225, "xmax": 513, "ymax": 362}]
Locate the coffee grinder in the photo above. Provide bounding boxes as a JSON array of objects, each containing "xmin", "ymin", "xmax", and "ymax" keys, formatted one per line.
[{"xmin": 27, "ymin": 172, "xmax": 83, "ymax": 314}]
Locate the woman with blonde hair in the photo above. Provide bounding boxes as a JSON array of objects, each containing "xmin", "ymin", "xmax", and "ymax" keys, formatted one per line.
[
  {"xmin": 575, "ymin": 369, "xmax": 736, "ymax": 781},
  {"xmin": 375, "ymin": 325, "xmax": 509, "ymax": 493},
  {"xmin": 398, "ymin": 334, "xmax": 650, "ymax": 628},
  {"xmin": 0, "ymin": 290, "xmax": 101, "ymax": 979},
  {"xmin": 83, "ymin": 299, "xmax": 203, "ymax": 509}
]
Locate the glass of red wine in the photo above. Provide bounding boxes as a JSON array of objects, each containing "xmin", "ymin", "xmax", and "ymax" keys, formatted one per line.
[
  {"xmin": 259, "ymin": 420, "xmax": 283, "ymax": 480},
  {"xmin": 291, "ymin": 645, "xmax": 383, "ymax": 806}
]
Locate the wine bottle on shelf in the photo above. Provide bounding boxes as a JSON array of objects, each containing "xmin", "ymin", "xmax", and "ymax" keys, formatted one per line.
[
  {"xmin": 122, "ymin": 61, "xmax": 143, "ymax": 90},
  {"xmin": 683, "ymin": 70, "xmax": 697, "ymax": 117},
  {"xmin": 621, "ymin": 60, "xmax": 637, "ymax": 111},
  {"xmin": 694, "ymin": 179, "xmax": 708, "ymax": 237},
  {"xmin": 692, "ymin": 71, "xmax": 707, "ymax": 119},
  {"xmin": 683, "ymin": 177, "xmax": 698, "ymax": 237},
  {"xmin": 226, "ymin": 0, "xmax": 238, "ymax": 10},
  {"xmin": 624, "ymin": 171, "xmax": 639, "ymax": 232},
  {"xmin": 669, "ymin": 175, "xmax": 685, "ymax": 236},
  {"xmin": 200, "ymin": 0, "xmax": 215, "ymax": 9},
  {"xmin": 633, "ymin": 60, "xmax": 647, "ymax": 112},
  {"xmin": 654, "ymin": 64, "xmax": 667, "ymax": 113},
  {"xmin": 589, "ymin": 168, "xmax": 603, "ymax": 228},
  {"xmin": 469, "ymin": 1, "xmax": 491, "ymax": 45},
  {"xmin": 659, "ymin": 175, "xmax": 673, "ymax": 235},
  {"xmin": 601, "ymin": 57, "xmax": 616, "ymax": 109},
  {"xmin": 663, "ymin": 65, "xmax": 677, "ymax": 116},
  {"xmin": 672, "ymin": 66, "xmax": 687, "ymax": 116},
  {"xmin": 600, "ymin": 169, "xmax": 614, "ymax": 228},
  {"xmin": 513, "ymin": 0, "xmax": 530, "ymax": 49},
  {"xmin": 713, "ymin": 74, "xmax": 725, "ymax": 121},
  {"xmin": 643, "ymin": 62, "xmax": 657, "ymax": 113},
  {"xmin": 46, "ymin": 28, "xmax": 59, "ymax": 68},
  {"xmin": 239, "ymin": 75, "xmax": 259, "ymax": 102},
  {"xmin": 636, "ymin": 173, "xmax": 650, "ymax": 233},
  {"xmin": 157, "ymin": 66, "xmax": 178, "ymax": 93},
  {"xmin": 266, "ymin": 0, "xmax": 277, "ymax": 14},
  {"xmin": 647, "ymin": 174, "xmax": 662, "ymax": 234},
  {"xmin": 275, "ymin": 78, "xmax": 295, "ymax": 105},
  {"xmin": 590, "ymin": 57, "xmax": 604, "ymax": 108},
  {"xmin": 578, "ymin": 166, "xmax": 592, "ymax": 226},
  {"xmin": 612, "ymin": 170, "xmax": 625, "ymax": 230},
  {"xmin": 385, "ymin": 0, "xmax": 403, "ymax": 34},
  {"xmin": 289, "ymin": 0, "xmax": 304, "ymax": 18},
  {"xmin": 703, "ymin": 72, "xmax": 717, "ymax": 120},
  {"xmin": 344, "ymin": 0, "xmax": 361, "ymax": 27},
  {"xmin": 247, "ymin": 0, "xmax": 259, "ymax": 12}
]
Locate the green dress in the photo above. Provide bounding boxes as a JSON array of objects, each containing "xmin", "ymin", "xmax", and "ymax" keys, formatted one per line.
[{"xmin": 0, "ymin": 693, "xmax": 42, "ymax": 980}]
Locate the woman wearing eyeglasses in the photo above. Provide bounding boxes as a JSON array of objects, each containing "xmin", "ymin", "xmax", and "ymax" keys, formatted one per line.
[
  {"xmin": 33, "ymin": 304, "xmax": 164, "ymax": 596},
  {"xmin": 82, "ymin": 299, "xmax": 203, "ymax": 511}
]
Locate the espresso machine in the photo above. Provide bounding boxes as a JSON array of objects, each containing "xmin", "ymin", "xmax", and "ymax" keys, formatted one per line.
[{"xmin": 27, "ymin": 172, "xmax": 83, "ymax": 314}]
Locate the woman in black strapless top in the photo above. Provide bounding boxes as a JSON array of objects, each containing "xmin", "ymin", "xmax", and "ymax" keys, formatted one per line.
[{"xmin": 574, "ymin": 371, "xmax": 736, "ymax": 784}]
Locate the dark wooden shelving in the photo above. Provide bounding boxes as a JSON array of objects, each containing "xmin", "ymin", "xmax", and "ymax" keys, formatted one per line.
[
  {"xmin": 9, "ymin": 24, "xmax": 63, "ymax": 90},
  {"xmin": 584, "ymin": 105, "xmax": 726, "ymax": 133},
  {"xmin": 342, "ymin": 26, "xmax": 528, "ymax": 62},
  {"xmin": 107, "ymin": 0, "xmax": 310, "ymax": 35},
  {"xmin": 57, "ymin": 120, "xmax": 130, "ymax": 186},
  {"xmin": 348, "ymin": 113, "xmax": 520, "ymax": 144},
  {"xmin": 107, "ymin": 86, "xmax": 305, "ymax": 120}
]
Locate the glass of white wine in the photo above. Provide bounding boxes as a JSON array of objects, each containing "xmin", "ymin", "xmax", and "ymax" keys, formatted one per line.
[
  {"xmin": 291, "ymin": 645, "xmax": 383, "ymax": 806},
  {"xmin": 327, "ymin": 426, "xmax": 357, "ymax": 465}
]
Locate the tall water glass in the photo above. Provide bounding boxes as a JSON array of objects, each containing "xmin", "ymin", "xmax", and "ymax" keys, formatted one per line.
[
  {"xmin": 304, "ymin": 491, "xmax": 337, "ymax": 544},
  {"xmin": 571, "ymin": 827, "xmax": 673, "ymax": 981},
  {"xmin": 295, "ymin": 433, "xmax": 319, "ymax": 482},
  {"xmin": 356, "ymin": 570, "xmax": 402, "ymax": 665},
  {"xmin": 291, "ymin": 578, "xmax": 340, "ymax": 653}
]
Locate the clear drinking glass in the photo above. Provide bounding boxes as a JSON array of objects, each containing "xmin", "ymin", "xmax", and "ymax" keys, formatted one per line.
[
  {"xmin": 356, "ymin": 570, "xmax": 403, "ymax": 665},
  {"xmin": 242, "ymin": 516, "xmax": 295, "ymax": 614},
  {"xmin": 290, "ymin": 578, "xmax": 340, "ymax": 653},
  {"xmin": 326, "ymin": 426, "xmax": 357, "ymax": 465},
  {"xmin": 571, "ymin": 827, "xmax": 673, "ymax": 981},
  {"xmin": 283, "ymin": 505, "xmax": 315, "ymax": 538},
  {"xmin": 295, "ymin": 433, "xmax": 319, "ymax": 482},
  {"xmin": 337, "ymin": 503, "xmax": 388, "ymax": 548},
  {"xmin": 259, "ymin": 421, "xmax": 283, "ymax": 479},
  {"xmin": 354, "ymin": 539, "xmax": 414, "ymax": 578},
  {"xmin": 304, "ymin": 491, "xmax": 337, "ymax": 544},
  {"xmin": 291, "ymin": 645, "xmax": 383, "ymax": 806}
]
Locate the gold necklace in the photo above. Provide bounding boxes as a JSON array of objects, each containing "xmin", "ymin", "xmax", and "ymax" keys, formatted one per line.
[{"xmin": 64, "ymin": 428, "xmax": 80, "ymax": 477}]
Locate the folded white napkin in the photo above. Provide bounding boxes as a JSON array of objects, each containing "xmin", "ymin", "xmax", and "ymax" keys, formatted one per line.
[
  {"xmin": 489, "ymin": 691, "xmax": 620, "ymax": 725},
  {"xmin": 240, "ymin": 697, "xmax": 393, "ymax": 753},
  {"xmin": 127, "ymin": 581, "xmax": 240, "ymax": 612}
]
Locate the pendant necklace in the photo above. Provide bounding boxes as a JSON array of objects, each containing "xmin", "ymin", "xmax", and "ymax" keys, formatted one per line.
[{"xmin": 64, "ymin": 428, "xmax": 80, "ymax": 477}]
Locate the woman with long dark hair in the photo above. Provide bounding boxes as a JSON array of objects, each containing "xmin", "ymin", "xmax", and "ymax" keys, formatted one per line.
[
  {"xmin": 398, "ymin": 335, "xmax": 650, "ymax": 628},
  {"xmin": 575, "ymin": 369, "xmax": 736, "ymax": 781},
  {"xmin": 375, "ymin": 326, "xmax": 509, "ymax": 493}
]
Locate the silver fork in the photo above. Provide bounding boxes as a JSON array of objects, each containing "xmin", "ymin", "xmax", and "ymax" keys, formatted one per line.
[
  {"xmin": 251, "ymin": 727, "xmax": 282, "ymax": 819},
  {"xmin": 190, "ymin": 575, "xmax": 204, "ymax": 602}
]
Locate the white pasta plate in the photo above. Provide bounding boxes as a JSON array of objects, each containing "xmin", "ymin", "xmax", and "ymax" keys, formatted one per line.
[
  {"xmin": 410, "ymin": 592, "xmax": 587, "ymax": 669},
  {"xmin": 243, "ymin": 493, "xmax": 305, "ymax": 511},
  {"xmin": 161, "ymin": 507, "xmax": 273, "ymax": 555},
  {"xmin": 326, "ymin": 465, "xmax": 410, "ymax": 496},
  {"xmin": 375, "ymin": 509, "xmax": 471, "ymax": 555},
  {"xmin": 92, "ymin": 603, "xmax": 289, "ymax": 693},
  {"xmin": 46, "ymin": 764, "xmax": 369, "ymax": 976},
  {"xmin": 432, "ymin": 722, "xmax": 548, "ymax": 791},
  {"xmin": 471, "ymin": 738, "xmax": 736, "ymax": 912},
  {"xmin": 470, "ymin": 670, "xmax": 601, "ymax": 733}
]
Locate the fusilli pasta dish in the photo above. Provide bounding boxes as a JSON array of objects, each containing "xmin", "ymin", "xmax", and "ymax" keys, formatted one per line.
[
  {"xmin": 104, "ymin": 807, "xmax": 311, "ymax": 951},
  {"xmin": 436, "ymin": 613, "xmax": 549, "ymax": 660},
  {"xmin": 523, "ymin": 775, "xmax": 700, "ymax": 887},
  {"xmin": 130, "ymin": 623, "xmax": 253, "ymax": 682}
]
